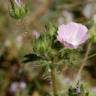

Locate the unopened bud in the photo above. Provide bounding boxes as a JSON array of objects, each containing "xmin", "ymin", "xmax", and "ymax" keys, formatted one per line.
[{"xmin": 9, "ymin": 0, "xmax": 27, "ymax": 19}]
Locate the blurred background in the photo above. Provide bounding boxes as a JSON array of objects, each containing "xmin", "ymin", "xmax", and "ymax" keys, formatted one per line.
[{"xmin": 0, "ymin": 0, "xmax": 96, "ymax": 96}]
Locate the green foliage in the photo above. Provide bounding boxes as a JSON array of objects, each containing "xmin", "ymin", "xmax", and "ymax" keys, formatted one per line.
[
  {"xmin": 32, "ymin": 33, "xmax": 51, "ymax": 56},
  {"xmin": 32, "ymin": 23, "xmax": 57, "ymax": 59},
  {"xmin": 59, "ymin": 49, "xmax": 83, "ymax": 67},
  {"xmin": 88, "ymin": 24, "xmax": 96, "ymax": 43},
  {"xmin": 45, "ymin": 23, "xmax": 57, "ymax": 37}
]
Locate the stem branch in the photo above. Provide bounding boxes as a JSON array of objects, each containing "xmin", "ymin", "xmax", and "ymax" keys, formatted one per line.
[{"xmin": 76, "ymin": 42, "xmax": 92, "ymax": 81}]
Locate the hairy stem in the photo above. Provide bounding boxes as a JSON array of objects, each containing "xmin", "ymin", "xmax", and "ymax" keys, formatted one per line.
[{"xmin": 51, "ymin": 66, "xmax": 58, "ymax": 96}]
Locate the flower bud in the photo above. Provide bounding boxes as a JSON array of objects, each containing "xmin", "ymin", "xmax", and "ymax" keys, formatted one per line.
[
  {"xmin": 45, "ymin": 23, "xmax": 57, "ymax": 37},
  {"xmin": 33, "ymin": 38, "xmax": 48, "ymax": 55},
  {"xmin": 9, "ymin": 0, "xmax": 27, "ymax": 19}
]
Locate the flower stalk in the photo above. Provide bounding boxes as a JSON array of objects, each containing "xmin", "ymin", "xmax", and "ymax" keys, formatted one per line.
[
  {"xmin": 50, "ymin": 53, "xmax": 59, "ymax": 96},
  {"xmin": 75, "ymin": 42, "xmax": 92, "ymax": 81},
  {"xmin": 51, "ymin": 66, "xmax": 58, "ymax": 96}
]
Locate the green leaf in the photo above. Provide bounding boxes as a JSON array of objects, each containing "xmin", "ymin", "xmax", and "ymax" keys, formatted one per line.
[{"xmin": 23, "ymin": 53, "xmax": 44, "ymax": 63}]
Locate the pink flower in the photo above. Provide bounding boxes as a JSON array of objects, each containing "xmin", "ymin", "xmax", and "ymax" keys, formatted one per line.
[
  {"xmin": 15, "ymin": 0, "xmax": 22, "ymax": 6},
  {"xmin": 57, "ymin": 22, "xmax": 88, "ymax": 48}
]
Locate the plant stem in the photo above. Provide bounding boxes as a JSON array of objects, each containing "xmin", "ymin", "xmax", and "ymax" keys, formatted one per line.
[
  {"xmin": 88, "ymin": 53, "xmax": 96, "ymax": 59},
  {"xmin": 50, "ymin": 49, "xmax": 65, "ymax": 96},
  {"xmin": 51, "ymin": 66, "xmax": 58, "ymax": 96},
  {"xmin": 75, "ymin": 42, "xmax": 92, "ymax": 82}
]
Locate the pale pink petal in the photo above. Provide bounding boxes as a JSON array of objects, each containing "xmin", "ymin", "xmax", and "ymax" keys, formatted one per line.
[
  {"xmin": 77, "ymin": 24, "xmax": 88, "ymax": 44},
  {"xmin": 64, "ymin": 22, "xmax": 79, "ymax": 44},
  {"xmin": 57, "ymin": 22, "xmax": 88, "ymax": 48},
  {"xmin": 63, "ymin": 41, "xmax": 78, "ymax": 49}
]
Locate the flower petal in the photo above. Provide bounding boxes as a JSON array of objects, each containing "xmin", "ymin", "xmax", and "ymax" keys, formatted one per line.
[{"xmin": 57, "ymin": 22, "xmax": 88, "ymax": 48}]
